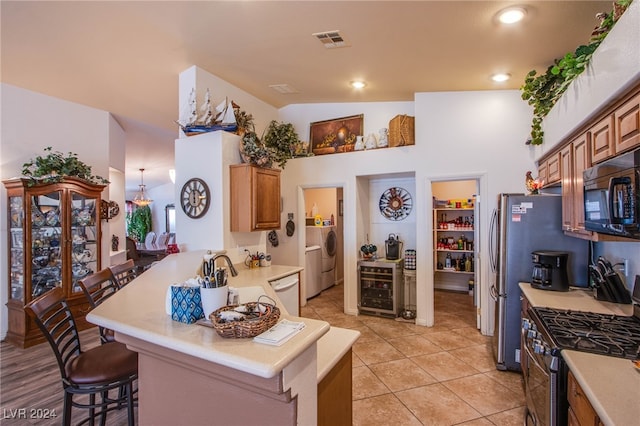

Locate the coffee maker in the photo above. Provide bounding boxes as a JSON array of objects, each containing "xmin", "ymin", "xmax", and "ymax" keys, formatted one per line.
[{"xmin": 531, "ymin": 250, "xmax": 570, "ymax": 291}]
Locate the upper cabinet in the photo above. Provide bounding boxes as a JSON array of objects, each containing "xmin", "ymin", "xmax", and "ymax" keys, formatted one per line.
[
  {"xmin": 230, "ymin": 164, "xmax": 281, "ymax": 232},
  {"xmin": 591, "ymin": 90, "xmax": 640, "ymax": 164},
  {"xmin": 614, "ymin": 92, "xmax": 640, "ymax": 155},
  {"xmin": 560, "ymin": 133, "xmax": 591, "ymax": 238}
]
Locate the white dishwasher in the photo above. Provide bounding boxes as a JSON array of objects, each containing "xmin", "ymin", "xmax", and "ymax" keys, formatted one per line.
[{"xmin": 269, "ymin": 274, "xmax": 299, "ymax": 316}]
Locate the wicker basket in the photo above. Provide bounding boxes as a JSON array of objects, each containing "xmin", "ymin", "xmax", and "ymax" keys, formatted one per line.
[
  {"xmin": 389, "ymin": 115, "xmax": 415, "ymax": 147},
  {"xmin": 210, "ymin": 296, "xmax": 280, "ymax": 338}
]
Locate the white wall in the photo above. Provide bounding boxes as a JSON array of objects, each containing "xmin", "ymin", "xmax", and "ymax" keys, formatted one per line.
[
  {"xmin": 273, "ymin": 91, "xmax": 535, "ymax": 334},
  {"xmin": 0, "ymin": 83, "xmax": 122, "ymax": 339}
]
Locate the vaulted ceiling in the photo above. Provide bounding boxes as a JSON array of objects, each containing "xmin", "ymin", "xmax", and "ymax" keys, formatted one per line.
[{"xmin": 1, "ymin": 1, "xmax": 612, "ymax": 190}]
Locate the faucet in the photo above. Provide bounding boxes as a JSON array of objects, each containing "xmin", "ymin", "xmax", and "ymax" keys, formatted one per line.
[{"xmin": 211, "ymin": 254, "xmax": 238, "ymax": 277}]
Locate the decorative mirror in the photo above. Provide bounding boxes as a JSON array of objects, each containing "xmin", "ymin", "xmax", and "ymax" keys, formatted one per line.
[{"xmin": 165, "ymin": 204, "xmax": 176, "ymax": 233}]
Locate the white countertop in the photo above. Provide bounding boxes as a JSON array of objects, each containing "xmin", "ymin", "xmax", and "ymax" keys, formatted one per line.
[
  {"xmin": 520, "ymin": 283, "xmax": 639, "ymax": 425},
  {"xmin": 563, "ymin": 350, "xmax": 640, "ymax": 426},
  {"xmin": 87, "ymin": 250, "xmax": 331, "ymax": 379}
]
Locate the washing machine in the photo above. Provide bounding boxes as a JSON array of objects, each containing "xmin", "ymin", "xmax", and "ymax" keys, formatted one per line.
[
  {"xmin": 306, "ymin": 226, "xmax": 337, "ymax": 291},
  {"xmin": 305, "ymin": 245, "xmax": 322, "ymax": 299}
]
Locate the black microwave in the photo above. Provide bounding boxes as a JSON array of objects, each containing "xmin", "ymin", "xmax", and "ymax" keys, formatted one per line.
[{"xmin": 583, "ymin": 148, "xmax": 640, "ymax": 239}]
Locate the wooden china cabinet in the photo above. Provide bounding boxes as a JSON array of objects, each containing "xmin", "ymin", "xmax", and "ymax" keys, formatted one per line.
[{"xmin": 3, "ymin": 177, "xmax": 105, "ymax": 348}]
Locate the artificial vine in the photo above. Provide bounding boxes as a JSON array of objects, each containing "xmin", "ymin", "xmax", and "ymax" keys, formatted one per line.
[
  {"xmin": 520, "ymin": 0, "xmax": 632, "ymax": 145},
  {"xmin": 127, "ymin": 205, "xmax": 152, "ymax": 242}
]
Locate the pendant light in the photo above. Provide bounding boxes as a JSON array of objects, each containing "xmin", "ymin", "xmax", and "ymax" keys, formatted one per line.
[{"xmin": 132, "ymin": 168, "xmax": 153, "ymax": 207}]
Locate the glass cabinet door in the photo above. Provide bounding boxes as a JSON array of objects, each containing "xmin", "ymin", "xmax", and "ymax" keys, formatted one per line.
[
  {"xmin": 9, "ymin": 196, "xmax": 25, "ymax": 301},
  {"xmin": 70, "ymin": 191, "xmax": 98, "ymax": 294},
  {"xmin": 31, "ymin": 191, "xmax": 63, "ymax": 299}
]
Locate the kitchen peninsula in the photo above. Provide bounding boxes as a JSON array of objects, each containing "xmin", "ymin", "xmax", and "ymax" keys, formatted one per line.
[{"xmin": 87, "ymin": 250, "xmax": 359, "ymax": 425}]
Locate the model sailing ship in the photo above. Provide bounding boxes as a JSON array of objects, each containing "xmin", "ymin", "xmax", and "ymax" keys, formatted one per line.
[{"xmin": 176, "ymin": 88, "xmax": 238, "ymax": 136}]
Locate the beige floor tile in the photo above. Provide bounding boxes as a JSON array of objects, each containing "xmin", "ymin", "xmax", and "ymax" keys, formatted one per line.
[
  {"xmin": 352, "ymin": 351, "xmax": 365, "ymax": 368},
  {"xmin": 386, "ymin": 334, "xmax": 443, "ymax": 357},
  {"xmin": 452, "ymin": 327, "xmax": 492, "ymax": 345},
  {"xmin": 486, "ymin": 406, "xmax": 527, "ymax": 425},
  {"xmin": 348, "ymin": 325, "xmax": 385, "ymax": 343},
  {"xmin": 483, "ymin": 370, "xmax": 525, "ymax": 395},
  {"xmin": 352, "ymin": 366, "xmax": 390, "ymax": 400},
  {"xmin": 423, "ymin": 330, "xmax": 478, "ymax": 350},
  {"xmin": 449, "ymin": 343, "xmax": 496, "ymax": 373},
  {"xmin": 365, "ymin": 320, "xmax": 418, "ymax": 339},
  {"xmin": 457, "ymin": 418, "xmax": 494, "ymax": 426},
  {"xmin": 369, "ymin": 358, "xmax": 437, "ymax": 392},
  {"xmin": 396, "ymin": 383, "xmax": 482, "ymax": 425},
  {"xmin": 443, "ymin": 373, "xmax": 525, "ymax": 416},
  {"xmin": 353, "ymin": 394, "xmax": 422, "ymax": 426},
  {"xmin": 411, "ymin": 351, "xmax": 481, "ymax": 381},
  {"xmin": 353, "ymin": 340, "xmax": 405, "ymax": 365}
]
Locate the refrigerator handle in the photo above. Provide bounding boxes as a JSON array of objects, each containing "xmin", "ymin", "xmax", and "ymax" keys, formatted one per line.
[
  {"xmin": 489, "ymin": 283, "xmax": 498, "ymax": 301},
  {"xmin": 489, "ymin": 208, "xmax": 497, "ymax": 273}
]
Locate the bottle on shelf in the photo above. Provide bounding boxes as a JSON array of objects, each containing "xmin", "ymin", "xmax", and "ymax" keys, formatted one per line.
[
  {"xmin": 465, "ymin": 256, "xmax": 472, "ymax": 272},
  {"xmin": 445, "ymin": 253, "xmax": 452, "ymax": 268}
]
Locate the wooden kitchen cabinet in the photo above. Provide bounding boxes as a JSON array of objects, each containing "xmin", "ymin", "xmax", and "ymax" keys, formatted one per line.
[
  {"xmin": 560, "ymin": 133, "xmax": 592, "ymax": 238},
  {"xmin": 538, "ymin": 151, "xmax": 561, "ymax": 187},
  {"xmin": 230, "ymin": 164, "xmax": 281, "ymax": 232},
  {"xmin": 568, "ymin": 370, "xmax": 603, "ymax": 426},
  {"xmin": 614, "ymin": 92, "xmax": 640, "ymax": 154},
  {"xmin": 3, "ymin": 177, "xmax": 105, "ymax": 348},
  {"xmin": 589, "ymin": 115, "xmax": 615, "ymax": 164}
]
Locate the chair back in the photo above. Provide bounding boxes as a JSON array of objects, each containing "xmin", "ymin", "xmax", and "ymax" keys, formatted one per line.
[
  {"xmin": 25, "ymin": 287, "xmax": 81, "ymax": 382},
  {"xmin": 126, "ymin": 237, "xmax": 140, "ymax": 261},
  {"xmin": 109, "ymin": 259, "xmax": 137, "ymax": 288},
  {"xmin": 144, "ymin": 232, "xmax": 157, "ymax": 249},
  {"xmin": 78, "ymin": 268, "xmax": 120, "ymax": 308},
  {"xmin": 155, "ymin": 232, "xmax": 169, "ymax": 248}
]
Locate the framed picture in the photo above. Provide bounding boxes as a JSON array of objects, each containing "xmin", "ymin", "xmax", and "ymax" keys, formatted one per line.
[{"xmin": 310, "ymin": 114, "xmax": 363, "ymax": 156}]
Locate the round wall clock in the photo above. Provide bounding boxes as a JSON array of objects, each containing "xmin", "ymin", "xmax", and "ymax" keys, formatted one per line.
[
  {"xmin": 180, "ymin": 178, "xmax": 210, "ymax": 219},
  {"xmin": 379, "ymin": 187, "xmax": 413, "ymax": 221}
]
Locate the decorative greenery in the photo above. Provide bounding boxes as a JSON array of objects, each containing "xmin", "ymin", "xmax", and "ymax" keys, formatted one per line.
[
  {"xmin": 238, "ymin": 120, "xmax": 301, "ymax": 169},
  {"xmin": 127, "ymin": 205, "xmax": 152, "ymax": 242},
  {"xmin": 21, "ymin": 146, "xmax": 109, "ymax": 186},
  {"xmin": 262, "ymin": 120, "xmax": 300, "ymax": 169},
  {"xmin": 234, "ymin": 109, "xmax": 255, "ymax": 135},
  {"xmin": 240, "ymin": 131, "xmax": 273, "ymax": 168},
  {"xmin": 520, "ymin": 0, "xmax": 631, "ymax": 145}
]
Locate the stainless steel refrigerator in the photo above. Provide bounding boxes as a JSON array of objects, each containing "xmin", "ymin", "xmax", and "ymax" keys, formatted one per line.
[{"xmin": 489, "ymin": 194, "xmax": 589, "ymax": 371}]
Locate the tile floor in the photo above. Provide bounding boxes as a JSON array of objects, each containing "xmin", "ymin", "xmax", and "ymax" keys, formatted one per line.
[{"xmin": 301, "ymin": 284, "xmax": 526, "ymax": 426}]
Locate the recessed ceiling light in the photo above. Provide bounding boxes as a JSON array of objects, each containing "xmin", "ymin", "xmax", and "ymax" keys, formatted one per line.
[
  {"xmin": 491, "ymin": 73, "xmax": 511, "ymax": 82},
  {"xmin": 497, "ymin": 7, "xmax": 526, "ymax": 24},
  {"xmin": 350, "ymin": 81, "xmax": 366, "ymax": 89}
]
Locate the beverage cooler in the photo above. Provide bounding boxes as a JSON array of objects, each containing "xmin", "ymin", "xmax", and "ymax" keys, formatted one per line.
[{"xmin": 357, "ymin": 259, "xmax": 404, "ymax": 318}]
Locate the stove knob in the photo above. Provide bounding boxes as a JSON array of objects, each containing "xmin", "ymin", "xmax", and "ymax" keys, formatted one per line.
[
  {"xmin": 527, "ymin": 329, "xmax": 538, "ymax": 339},
  {"xmin": 533, "ymin": 340, "xmax": 547, "ymax": 355},
  {"xmin": 522, "ymin": 318, "xmax": 531, "ymax": 330}
]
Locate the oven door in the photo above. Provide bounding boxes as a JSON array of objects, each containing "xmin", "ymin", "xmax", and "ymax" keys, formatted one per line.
[{"xmin": 522, "ymin": 341, "xmax": 550, "ymax": 426}]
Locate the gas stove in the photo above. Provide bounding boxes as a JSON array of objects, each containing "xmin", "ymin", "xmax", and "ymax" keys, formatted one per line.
[{"xmin": 530, "ymin": 307, "xmax": 640, "ymax": 359}]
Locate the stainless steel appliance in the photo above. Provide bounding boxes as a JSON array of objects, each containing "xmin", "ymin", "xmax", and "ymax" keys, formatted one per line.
[
  {"xmin": 490, "ymin": 194, "xmax": 589, "ymax": 371},
  {"xmin": 521, "ymin": 288, "xmax": 640, "ymax": 426},
  {"xmin": 531, "ymin": 251, "xmax": 570, "ymax": 292},
  {"xmin": 583, "ymin": 147, "xmax": 640, "ymax": 239}
]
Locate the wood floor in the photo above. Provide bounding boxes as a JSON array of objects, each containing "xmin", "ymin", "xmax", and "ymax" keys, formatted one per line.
[{"xmin": 1, "ymin": 327, "xmax": 136, "ymax": 425}]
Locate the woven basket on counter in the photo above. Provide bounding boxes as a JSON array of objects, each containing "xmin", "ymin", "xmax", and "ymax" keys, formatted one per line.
[{"xmin": 210, "ymin": 296, "xmax": 280, "ymax": 338}]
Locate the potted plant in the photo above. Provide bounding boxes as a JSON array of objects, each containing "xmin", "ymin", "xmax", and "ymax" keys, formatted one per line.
[
  {"xmin": 21, "ymin": 147, "xmax": 109, "ymax": 186},
  {"xmin": 240, "ymin": 131, "xmax": 273, "ymax": 168},
  {"xmin": 262, "ymin": 120, "xmax": 301, "ymax": 169}
]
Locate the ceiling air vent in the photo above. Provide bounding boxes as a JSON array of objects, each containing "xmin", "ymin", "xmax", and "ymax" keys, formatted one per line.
[
  {"xmin": 312, "ymin": 30, "xmax": 348, "ymax": 49},
  {"xmin": 269, "ymin": 84, "xmax": 299, "ymax": 94}
]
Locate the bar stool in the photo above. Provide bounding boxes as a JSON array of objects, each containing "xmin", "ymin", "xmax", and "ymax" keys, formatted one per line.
[
  {"xmin": 78, "ymin": 269, "xmax": 121, "ymax": 344},
  {"xmin": 110, "ymin": 259, "xmax": 138, "ymax": 288},
  {"xmin": 25, "ymin": 288, "xmax": 137, "ymax": 426}
]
